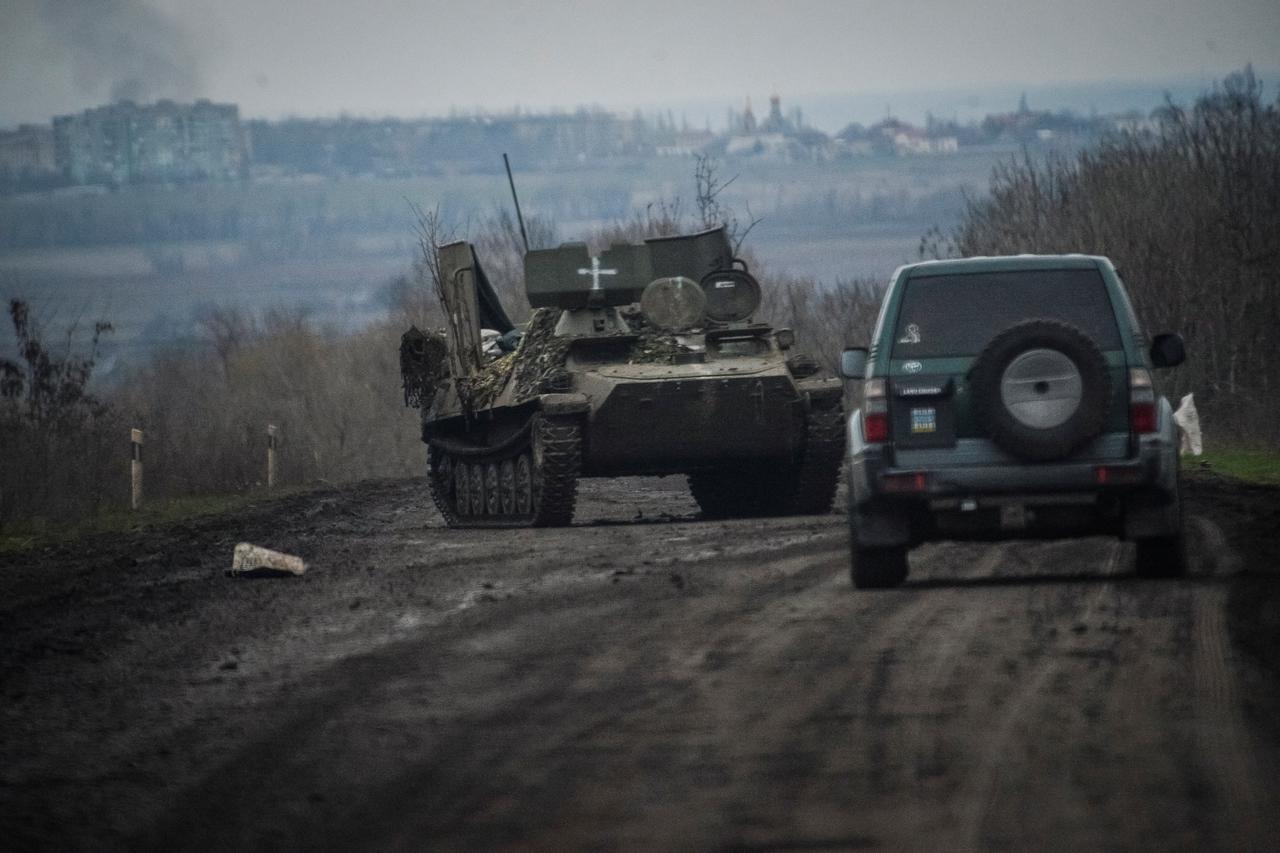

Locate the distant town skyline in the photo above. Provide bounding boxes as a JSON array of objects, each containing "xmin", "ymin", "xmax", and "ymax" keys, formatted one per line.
[{"xmin": 2, "ymin": 0, "xmax": 1278, "ymax": 129}]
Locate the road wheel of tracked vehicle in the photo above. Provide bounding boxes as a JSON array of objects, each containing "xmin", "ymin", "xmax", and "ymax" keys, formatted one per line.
[
  {"xmin": 851, "ymin": 546, "xmax": 909, "ymax": 589},
  {"xmin": 499, "ymin": 459, "xmax": 516, "ymax": 515},
  {"xmin": 434, "ymin": 452, "xmax": 453, "ymax": 497},
  {"xmin": 515, "ymin": 453, "xmax": 534, "ymax": 516},
  {"xmin": 454, "ymin": 461, "xmax": 471, "ymax": 517},
  {"xmin": 426, "ymin": 414, "xmax": 580, "ymax": 528},
  {"xmin": 970, "ymin": 319, "xmax": 1111, "ymax": 462},
  {"xmin": 485, "ymin": 463, "xmax": 501, "ymax": 516},
  {"xmin": 468, "ymin": 463, "xmax": 485, "ymax": 516}
]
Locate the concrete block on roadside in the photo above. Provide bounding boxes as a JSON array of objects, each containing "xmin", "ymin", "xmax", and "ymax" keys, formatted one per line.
[{"xmin": 227, "ymin": 543, "xmax": 306, "ymax": 578}]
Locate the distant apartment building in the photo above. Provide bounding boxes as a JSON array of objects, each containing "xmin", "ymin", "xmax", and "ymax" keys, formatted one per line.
[
  {"xmin": 52, "ymin": 99, "xmax": 247, "ymax": 185},
  {"xmin": 0, "ymin": 124, "xmax": 57, "ymax": 184}
]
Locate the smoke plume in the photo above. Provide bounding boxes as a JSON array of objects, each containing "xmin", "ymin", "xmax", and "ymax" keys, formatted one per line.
[{"xmin": 39, "ymin": 0, "xmax": 205, "ymax": 104}]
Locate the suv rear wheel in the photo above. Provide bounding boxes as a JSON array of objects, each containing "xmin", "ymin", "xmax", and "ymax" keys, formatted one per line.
[
  {"xmin": 1134, "ymin": 533, "xmax": 1187, "ymax": 578},
  {"xmin": 1134, "ymin": 478, "xmax": 1188, "ymax": 578},
  {"xmin": 851, "ymin": 546, "xmax": 909, "ymax": 589}
]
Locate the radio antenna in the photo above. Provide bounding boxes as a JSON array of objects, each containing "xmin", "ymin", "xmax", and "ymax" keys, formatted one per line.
[{"xmin": 503, "ymin": 153, "xmax": 530, "ymax": 254}]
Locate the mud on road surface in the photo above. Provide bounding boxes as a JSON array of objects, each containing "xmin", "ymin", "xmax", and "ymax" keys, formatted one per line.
[{"xmin": 2, "ymin": 474, "xmax": 1279, "ymax": 852}]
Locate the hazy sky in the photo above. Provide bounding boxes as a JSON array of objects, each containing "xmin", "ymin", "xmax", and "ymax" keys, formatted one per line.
[{"xmin": 2, "ymin": 0, "xmax": 1277, "ymax": 126}]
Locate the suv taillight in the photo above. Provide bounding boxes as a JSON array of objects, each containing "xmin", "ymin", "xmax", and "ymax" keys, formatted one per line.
[
  {"xmin": 863, "ymin": 378, "xmax": 889, "ymax": 443},
  {"xmin": 1129, "ymin": 368, "xmax": 1157, "ymax": 434}
]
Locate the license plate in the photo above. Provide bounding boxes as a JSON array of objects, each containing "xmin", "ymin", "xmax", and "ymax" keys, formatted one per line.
[
  {"xmin": 910, "ymin": 407, "xmax": 937, "ymax": 434},
  {"xmin": 1000, "ymin": 504, "xmax": 1028, "ymax": 529}
]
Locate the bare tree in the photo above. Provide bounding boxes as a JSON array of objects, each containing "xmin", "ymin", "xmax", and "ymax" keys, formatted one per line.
[
  {"xmin": 694, "ymin": 154, "xmax": 762, "ymax": 253},
  {"xmin": 0, "ymin": 299, "xmax": 118, "ymax": 526},
  {"xmin": 195, "ymin": 305, "xmax": 255, "ymax": 381}
]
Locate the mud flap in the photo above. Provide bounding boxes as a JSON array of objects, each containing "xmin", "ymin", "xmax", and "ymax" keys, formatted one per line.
[{"xmin": 850, "ymin": 504, "xmax": 911, "ymax": 548}]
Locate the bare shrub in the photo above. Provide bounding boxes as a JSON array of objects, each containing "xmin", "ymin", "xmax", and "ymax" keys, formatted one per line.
[
  {"xmin": 117, "ymin": 314, "xmax": 422, "ymax": 499},
  {"xmin": 0, "ymin": 299, "xmax": 121, "ymax": 527},
  {"xmin": 587, "ymin": 200, "xmax": 685, "ymax": 252},
  {"xmin": 694, "ymin": 154, "xmax": 762, "ymax": 253},
  {"xmin": 408, "ymin": 202, "xmax": 556, "ymax": 326}
]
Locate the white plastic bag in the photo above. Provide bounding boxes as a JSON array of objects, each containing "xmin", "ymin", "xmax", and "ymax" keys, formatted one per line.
[{"xmin": 1172, "ymin": 393, "xmax": 1202, "ymax": 456}]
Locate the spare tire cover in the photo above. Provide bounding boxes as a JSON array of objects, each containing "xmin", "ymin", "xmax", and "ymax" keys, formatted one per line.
[{"xmin": 969, "ymin": 319, "xmax": 1111, "ymax": 461}]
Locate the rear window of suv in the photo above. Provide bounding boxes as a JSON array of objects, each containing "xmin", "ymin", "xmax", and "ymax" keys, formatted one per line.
[{"xmin": 892, "ymin": 269, "xmax": 1122, "ymax": 358}]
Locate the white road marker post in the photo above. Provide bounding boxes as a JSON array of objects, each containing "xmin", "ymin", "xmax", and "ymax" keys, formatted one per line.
[
  {"xmin": 266, "ymin": 424, "xmax": 278, "ymax": 490},
  {"xmin": 130, "ymin": 428, "xmax": 143, "ymax": 511}
]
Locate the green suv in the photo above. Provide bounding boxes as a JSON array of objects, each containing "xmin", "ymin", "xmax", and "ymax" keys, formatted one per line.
[{"xmin": 840, "ymin": 255, "xmax": 1187, "ymax": 588}]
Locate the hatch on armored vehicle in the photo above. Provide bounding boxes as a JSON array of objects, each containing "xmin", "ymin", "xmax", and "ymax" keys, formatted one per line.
[{"xmin": 401, "ymin": 225, "xmax": 845, "ymax": 527}]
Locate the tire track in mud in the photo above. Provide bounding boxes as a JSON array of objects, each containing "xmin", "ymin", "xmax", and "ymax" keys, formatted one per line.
[
  {"xmin": 400, "ymin": 533, "xmax": 862, "ymax": 852},
  {"xmin": 1192, "ymin": 585, "xmax": 1268, "ymax": 850},
  {"xmin": 913, "ymin": 519, "xmax": 1278, "ymax": 852},
  {"xmin": 4, "ymin": 478, "xmax": 1280, "ymax": 852},
  {"xmin": 1185, "ymin": 511, "xmax": 1275, "ymax": 850},
  {"xmin": 645, "ymin": 572, "xmax": 940, "ymax": 851},
  {"xmin": 952, "ymin": 577, "xmax": 1112, "ymax": 849},
  {"xmin": 947, "ymin": 538, "xmax": 1124, "ymax": 846},
  {"xmin": 141, "ymin": 514, "xmax": 856, "ymax": 852}
]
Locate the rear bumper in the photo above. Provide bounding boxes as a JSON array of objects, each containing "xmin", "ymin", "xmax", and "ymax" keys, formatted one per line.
[
  {"xmin": 850, "ymin": 443, "xmax": 1164, "ymax": 500},
  {"xmin": 846, "ymin": 402, "xmax": 1180, "ymax": 545}
]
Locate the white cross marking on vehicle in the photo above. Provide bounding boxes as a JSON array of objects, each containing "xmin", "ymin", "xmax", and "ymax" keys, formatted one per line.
[{"xmin": 577, "ymin": 257, "xmax": 618, "ymax": 291}]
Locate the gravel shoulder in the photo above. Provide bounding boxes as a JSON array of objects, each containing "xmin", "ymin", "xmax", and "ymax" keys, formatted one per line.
[{"xmin": 2, "ymin": 474, "xmax": 1278, "ymax": 852}]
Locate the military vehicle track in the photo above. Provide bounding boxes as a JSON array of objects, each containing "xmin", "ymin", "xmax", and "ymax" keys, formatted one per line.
[
  {"xmin": 428, "ymin": 414, "xmax": 581, "ymax": 528},
  {"xmin": 788, "ymin": 404, "xmax": 847, "ymax": 512}
]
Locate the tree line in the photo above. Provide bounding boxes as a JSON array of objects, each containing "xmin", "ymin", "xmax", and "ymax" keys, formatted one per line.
[
  {"xmin": 4, "ymin": 66, "xmax": 1274, "ymax": 529},
  {"xmin": 935, "ymin": 67, "xmax": 1278, "ymax": 442}
]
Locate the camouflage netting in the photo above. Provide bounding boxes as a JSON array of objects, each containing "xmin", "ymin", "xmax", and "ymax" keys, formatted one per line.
[
  {"xmin": 619, "ymin": 307, "xmax": 686, "ymax": 364},
  {"xmin": 510, "ymin": 308, "xmax": 571, "ymax": 401},
  {"xmin": 400, "ymin": 327, "xmax": 450, "ymax": 408},
  {"xmin": 460, "ymin": 353, "xmax": 514, "ymax": 411},
  {"xmin": 629, "ymin": 328, "xmax": 684, "ymax": 363},
  {"xmin": 442, "ymin": 306, "xmax": 693, "ymax": 412}
]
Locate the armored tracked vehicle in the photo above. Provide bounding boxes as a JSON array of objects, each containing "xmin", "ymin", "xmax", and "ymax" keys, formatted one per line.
[{"xmin": 401, "ymin": 226, "xmax": 844, "ymax": 527}]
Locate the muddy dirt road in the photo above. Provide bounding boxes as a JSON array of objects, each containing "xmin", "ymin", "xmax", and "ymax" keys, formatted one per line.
[{"xmin": 2, "ymin": 475, "xmax": 1279, "ymax": 851}]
